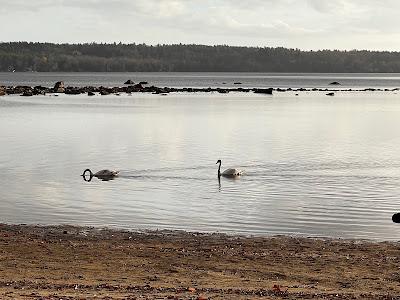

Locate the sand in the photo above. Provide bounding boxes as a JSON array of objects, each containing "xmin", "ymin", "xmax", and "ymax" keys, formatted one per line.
[{"xmin": 0, "ymin": 224, "xmax": 399, "ymax": 299}]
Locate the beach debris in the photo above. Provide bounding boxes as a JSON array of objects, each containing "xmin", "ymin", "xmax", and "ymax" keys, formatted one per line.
[{"xmin": 272, "ymin": 284, "xmax": 288, "ymax": 295}]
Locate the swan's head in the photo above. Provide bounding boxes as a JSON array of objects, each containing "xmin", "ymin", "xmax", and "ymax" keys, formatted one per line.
[{"xmin": 216, "ymin": 160, "xmax": 221, "ymax": 164}]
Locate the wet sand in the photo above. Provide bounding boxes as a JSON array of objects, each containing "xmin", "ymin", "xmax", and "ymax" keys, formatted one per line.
[{"xmin": 0, "ymin": 224, "xmax": 399, "ymax": 299}]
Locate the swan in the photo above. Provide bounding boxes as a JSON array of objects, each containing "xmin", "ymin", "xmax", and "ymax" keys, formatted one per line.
[
  {"xmin": 81, "ymin": 169, "xmax": 119, "ymax": 180},
  {"xmin": 216, "ymin": 160, "xmax": 243, "ymax": 178}
]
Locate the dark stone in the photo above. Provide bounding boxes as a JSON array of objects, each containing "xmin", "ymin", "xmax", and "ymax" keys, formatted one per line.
[
  {"xmin": 0, "ymin": 86, "xmax": 5, "ymax": 96},
  {"xmin": 254, "ymin": 88, "xmax": 273, "ymax": 95},
  {"xmin": 139, "ymin": 81, "xmax": 148, "ymax": 85},
  {"xmin": 88, "ymin": 91, "xmax": 95, "ymax": 96},
  {"xmin": 100, "ymin": 90, "xmax": 110, "ymax": 95},
  {"xmin": 234, "ymin": 82, "xmax": 242, "ymax": 85},
  {"xmin": 124, "ymin": 79, "xmax": 134, "ymax": 85},
  {"xmin": 326, "ymin": 92, "xmax": 335, "ymax": 96},
  {"xmin": 65, "ymin": 87, "xmax": 82, "ymax": 95},
  {"xmin": 53, "ymin": 81, "xmax": 65, "ymax": 93},
  {"xmin": 392, "ymin": 213, "xmax": 400, "ymax": 223},
  {"xmin": 330, "ymin": 81, "xmax": 340, "ymax": 85},
  {"xmin": 21, "ymin": 91, "xmax": 33, "ymax": 97}
]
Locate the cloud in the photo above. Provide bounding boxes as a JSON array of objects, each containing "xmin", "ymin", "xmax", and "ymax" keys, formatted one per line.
[{"xmin": 1, "ymin": 0, "xmax": 400, "ymax": 50}]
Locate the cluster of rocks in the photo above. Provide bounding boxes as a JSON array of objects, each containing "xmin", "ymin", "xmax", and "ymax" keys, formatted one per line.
[{"xmin": 0, "ymin": 80, "xmax": 399, "ymax": 97}]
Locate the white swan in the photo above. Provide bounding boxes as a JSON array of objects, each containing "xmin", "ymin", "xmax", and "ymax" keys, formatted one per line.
[
  {"xmin": 82, "ymin": 168, "xmax": 119, "ymax": 180},
  {"xmin": 216, "ymin": 160, "xmax": 243, "ymax": 178}
]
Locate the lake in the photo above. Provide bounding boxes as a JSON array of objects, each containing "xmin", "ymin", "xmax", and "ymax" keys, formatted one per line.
[{"xmin": 1, "ymin": 72, "xmax": 400, "ymax": 240}]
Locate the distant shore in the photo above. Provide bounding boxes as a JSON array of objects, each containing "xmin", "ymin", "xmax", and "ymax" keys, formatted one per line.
[{"xmin": 0, "ymin": 224, "xmax": 399, "ymax": 299}]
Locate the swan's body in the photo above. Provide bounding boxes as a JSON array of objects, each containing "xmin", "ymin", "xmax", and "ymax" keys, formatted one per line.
[
  {"xmin": 216, "ymin": 160, "xmax": 243, "ymax": 178},
  {"xmin": 82, "ymin": 168, "xmax": 119, "ymax": 180}
]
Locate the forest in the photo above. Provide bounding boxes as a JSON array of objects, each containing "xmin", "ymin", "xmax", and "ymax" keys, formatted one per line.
[{"xmin": 1, "ymin": 42, "xmax": 400, "ymax": 72}]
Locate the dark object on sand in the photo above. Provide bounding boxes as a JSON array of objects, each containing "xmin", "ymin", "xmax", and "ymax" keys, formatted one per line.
[
  {"xmin": 254, "ymin": 88, "xmax": 273, "ymax": 95},
  {"xmin": 326, "ymin": 92, "xmax": 335, "ymax": 96},
  {"xmin": 392, "ymin": 213, "xmax": 400, "ymax": 223},
  {"xmin": 330, "ymin": 81, "xmax": 341, "ymax": 85},
  {"xmin": 124, "ymin": 80, "xmax": 134, "ymax": 85}
]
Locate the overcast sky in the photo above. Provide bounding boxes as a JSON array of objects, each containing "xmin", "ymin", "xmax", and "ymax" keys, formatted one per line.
[{"xmin": 1, "ymin": 0, "xmax": 399, "ymax": 50}]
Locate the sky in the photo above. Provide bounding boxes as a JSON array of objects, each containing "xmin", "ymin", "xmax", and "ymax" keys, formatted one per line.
[{"xmin": 0, "ymin": 0, "xmax": 399, "ymax": 51}]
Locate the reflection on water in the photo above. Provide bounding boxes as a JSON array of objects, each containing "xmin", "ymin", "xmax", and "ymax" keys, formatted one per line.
[{"xmin": 1, "ymin": 90, "xmax": 400, "ymax": 240}]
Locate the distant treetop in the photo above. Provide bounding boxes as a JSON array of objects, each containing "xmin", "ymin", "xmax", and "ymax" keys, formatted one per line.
[{"xmin": 1, "ymin": 42, "xmax": 400, "ymax": 72}]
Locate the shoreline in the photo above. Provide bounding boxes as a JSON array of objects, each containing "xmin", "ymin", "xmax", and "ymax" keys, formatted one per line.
[{"xmin": 1, "ymin": 224, "xmax": 399, "ymax": 299}]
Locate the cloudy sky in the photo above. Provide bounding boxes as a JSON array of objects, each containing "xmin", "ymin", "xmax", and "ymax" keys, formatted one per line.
[{"xmin": 1, "ymin": 0, "xmax": 399, "ymax": 50}]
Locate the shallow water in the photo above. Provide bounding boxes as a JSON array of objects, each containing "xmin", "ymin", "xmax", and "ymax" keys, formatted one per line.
[{"xmin": 1, "ymin": 89, "xmax": 400, "ymax": 240}]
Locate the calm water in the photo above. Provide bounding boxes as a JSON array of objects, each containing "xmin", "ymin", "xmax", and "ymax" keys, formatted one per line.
[
  {"xmin": 1, "ymin": 73, "xmax": 400, "ymax": 240},
  {"xmin": 2, "ymin": 72, "xmax": 400, "ymax": 89}
]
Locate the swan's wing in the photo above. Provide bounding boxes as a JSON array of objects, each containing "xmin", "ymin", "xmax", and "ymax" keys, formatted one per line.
[
  {"xmin": 95, "ymin": 170, "xmax": 119, "ymax": 176},
  {"xmin": 222, "ymin": 168, "xmax": 243, "ymax": 176}
]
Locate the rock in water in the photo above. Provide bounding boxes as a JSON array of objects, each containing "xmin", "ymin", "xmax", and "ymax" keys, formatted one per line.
[
  {"xmin": 124, "ymin": 79, "xmax": 134, "ymax": 85},
  {"xmin": 392, "ymin": 213, "xmax": 400, "ymax": 223},
  {"xmin": 329, "ymin": 81, "xmax": 340, "ymax": 85},
  {"xmin": 53, "ymin": 81, "xmax": 65, "ymax": 93},
  {"xmin": 326, "ymin": 92, "xmax": 335, "ymax": 96},
  {"xmin": 254, "ymin": 88, "xmax": 273, "ymax": 95}
]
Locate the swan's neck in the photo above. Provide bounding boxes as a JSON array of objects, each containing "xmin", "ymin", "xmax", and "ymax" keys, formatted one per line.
[{"xmin": 217, "ymin": 162, "xmax": 221, "ymax": 177}]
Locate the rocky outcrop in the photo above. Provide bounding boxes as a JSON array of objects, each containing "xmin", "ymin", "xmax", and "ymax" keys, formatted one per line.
[
  {"xmin": 0, "ymin": 86, "xmax": 5, "ymax": 96},
  {"xmin": 53, "ymin": 81, "xmax": 65, "ymax": 93},
  {"xmin": 253, "ymin": 88, "xmax": 273, "ymax": 94},
  {"xmin": 124, "ymin": 80, "xmax": 134, "ymax": 85}
]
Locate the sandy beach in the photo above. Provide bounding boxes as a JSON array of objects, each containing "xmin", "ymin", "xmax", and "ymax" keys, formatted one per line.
[{"xmin": 0, "ymin": 224, "xmax": 399, "ymax": 299}]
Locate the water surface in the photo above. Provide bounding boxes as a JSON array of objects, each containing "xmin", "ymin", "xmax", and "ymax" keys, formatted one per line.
[{"xmin": 1, "ymin": 89, "xmax": 400, "ymax": 240}]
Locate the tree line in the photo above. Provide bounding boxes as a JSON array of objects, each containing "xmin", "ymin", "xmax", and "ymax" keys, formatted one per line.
[{"xmin": 1, "ymin": 42, "xmax": 400, "ymax": 72}]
